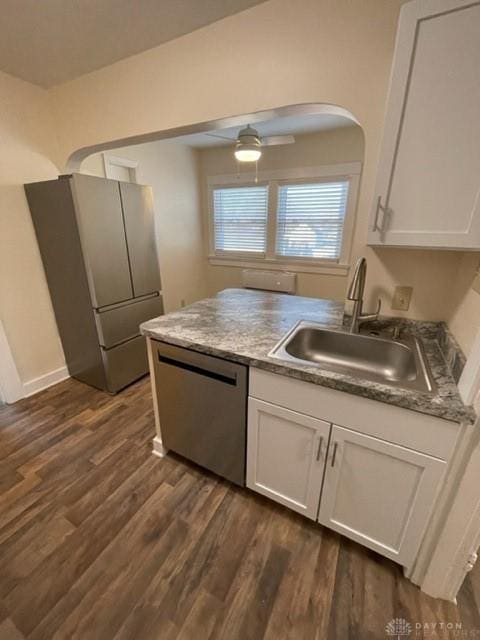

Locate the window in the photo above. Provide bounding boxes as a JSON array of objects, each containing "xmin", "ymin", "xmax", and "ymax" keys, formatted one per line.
[
  {"xmin": 213, "ymin": 185, "xmax": 268, "ymax": 254},
  {"xmin": 276, "ymin": 181, "xmax": 349, "ymax": 260},
  {"xmin": 208, "ymin": 163, "xmax": 360, "ymax": 271}
]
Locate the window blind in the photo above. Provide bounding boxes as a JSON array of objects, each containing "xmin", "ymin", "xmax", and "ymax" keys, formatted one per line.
[
  {"xmin": 213, "ymin": 186, "xmax": 268, "ymax": 254},
  {"xmin": 276, "ymin": 181, "xmax": 349, "ymax": 260}
]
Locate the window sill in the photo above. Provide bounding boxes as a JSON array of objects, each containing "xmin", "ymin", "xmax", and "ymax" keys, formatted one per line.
[{"xmin": 207, "ymin": 255, "xmax": 350, "ymax": 276}]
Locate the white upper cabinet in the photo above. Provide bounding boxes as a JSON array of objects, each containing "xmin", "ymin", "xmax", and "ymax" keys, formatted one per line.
[{"xmin": 368, "ymin": 0, "xmax": 480, "ymax": 250}]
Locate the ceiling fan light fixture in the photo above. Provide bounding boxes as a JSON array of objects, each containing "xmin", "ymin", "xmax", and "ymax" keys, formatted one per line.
[
  {"xmin": 234, "ymin": 145, "xmax": 262, "ymax": 162},
  {"xmin": 234, "ymin": 125, "xmax": 262, "ymax": 162}
]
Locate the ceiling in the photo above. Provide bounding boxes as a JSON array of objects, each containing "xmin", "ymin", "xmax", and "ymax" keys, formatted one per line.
[
  {"xmin": 0, "ymin": 0, "xmax": 268, "ymax": 88},
  {"xmin": 179, "ymin": 114, "xmax": 358, "ymax": 148}
]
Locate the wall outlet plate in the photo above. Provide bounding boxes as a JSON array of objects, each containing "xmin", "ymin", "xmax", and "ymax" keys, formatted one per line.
[{"xmin": 391, "ymin": 286, "xmax": 413, "ymax": 311}]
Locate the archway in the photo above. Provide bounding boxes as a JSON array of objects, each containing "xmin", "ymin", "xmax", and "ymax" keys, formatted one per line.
[{"xmin": 65, "ymin": 103, "xmax": 361, "ymax": 172}]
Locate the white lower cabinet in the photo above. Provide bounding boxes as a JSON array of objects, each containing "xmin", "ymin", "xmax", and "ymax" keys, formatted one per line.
[
  {"xmin": 247, "ymin": 398, "xmax": 330, "ymax": 520},
  {"xmin": 246, "ymin": 370, "xmax": 453, "ymax": 568},
  {"xmin": 318, "ymin": 425, "xmax": 446, "ymax": 568}
]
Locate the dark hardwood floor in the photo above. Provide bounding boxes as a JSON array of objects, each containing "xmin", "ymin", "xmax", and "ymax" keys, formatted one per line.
[{"xmin": 0, "ymin": 377, "xmax": 479, "ymax": 639}]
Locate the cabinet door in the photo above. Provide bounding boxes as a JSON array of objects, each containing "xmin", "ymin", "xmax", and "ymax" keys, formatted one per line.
[
  {"xmin": 318, "ymin": 425, "xmax": 445, "ymax": 568},
  {"xmin": 247, "ymin": 398, "xmax": 331, "ymax": 520},
  {"xmin": 119, "ymin": 182, "xmax": 162, "ymax": 297},
  {"xmin": 368, "ymin": 0, "xmax": 480, "ymax": 249},
  {"xmin": 72, "ymin": 174, "xmax": 133, "ymax": 307}
]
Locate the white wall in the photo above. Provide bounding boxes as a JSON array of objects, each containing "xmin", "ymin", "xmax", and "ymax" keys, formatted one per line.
[
  {"xmin": 81, "ymin": 141, "xmax": 206, "ymax": 312},
  {"xmin": 0, "ymin": 70, "xmax": 66, "ymax": 385}
]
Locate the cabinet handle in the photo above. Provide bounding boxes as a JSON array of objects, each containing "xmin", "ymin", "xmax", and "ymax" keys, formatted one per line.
[
  {"xmin": 373, "ymin": 196, "xmax": 382, "ymax": 231},
  {"xmin": 316, "ymin": 436, "xmax": 323, "ymax": 461},
  {"xmin": 331, "ymin": 442, "xmax": 338, "ymax": 467},
  {"xmin": 373, "ymin": 196, "xmax": 388, "ymax": 232}
]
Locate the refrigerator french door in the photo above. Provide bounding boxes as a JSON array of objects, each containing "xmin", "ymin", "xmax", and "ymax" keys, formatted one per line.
[{"xmin": 26, "ymin": 173, "xmax": 163, "ymax": 393}]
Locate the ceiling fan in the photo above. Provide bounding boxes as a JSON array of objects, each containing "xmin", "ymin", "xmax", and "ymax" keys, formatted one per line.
[{"xmin": 206, "ymin": 125, "xmax": 295, "ymax": 162}]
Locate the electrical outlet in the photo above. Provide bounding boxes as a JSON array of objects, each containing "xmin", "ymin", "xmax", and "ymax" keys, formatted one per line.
[
  {"xmin": 473, "ymin": 272, "xmax": 480, "ymax": 295},
  {"xmin": 391, "ymin": 286, "xmax": 413, "ymax": 311}
]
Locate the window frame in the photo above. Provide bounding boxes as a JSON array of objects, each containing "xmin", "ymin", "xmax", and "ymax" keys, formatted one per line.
[
  {"xmin": 209, "ymin": 181, "xmax": 270, "ymax": 258},
  {"xmin": 273, "ymin": 176, "xmax": 352, "ymax": 262},
  {"xmin": 207, "ymin": 163, "xmax": 361, "ymax": 274}
]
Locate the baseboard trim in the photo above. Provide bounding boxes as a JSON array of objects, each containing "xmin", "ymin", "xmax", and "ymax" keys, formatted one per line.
[
  {"xmin": 23, "ymin": 366, "xmax": 70, "ymax": 398},
  {"xmin": 152, "ymin": 436, "xmax": 167, "ymax": 458}
]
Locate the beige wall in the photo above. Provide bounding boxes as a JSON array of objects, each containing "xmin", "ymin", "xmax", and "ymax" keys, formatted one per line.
[
  {"xmin": 198, "ymin": 126, "xmax": 365, "ymax": 176},
  {"xmin": 81, "ymin": 141, "xmax": 206, "ymax": 312},
  {"xmin": 1, "ymin": 0, "xmax": 478, "ymax": 390},
  {"xmin": 198, "ymin": 126, "xmax": 466, "ymax": 323},
  {"xmin": 199, "ymin": 126, "xmax": 365, "ymax": 300},
  {"xmin": 447, "ymin": 253, "xmax": 480, "ymax": 355},
  {"xmin": 47, "ymin": 0, "xmax": 404, "ymax": 338},
  {"xmin": 0, "ymin": 70, "xmax": 66, "ymax": 383},
  {"xmin": 49, "ymin": 0, "xmax": 402, "ymax": 166},
  {"xmin": 45, "ymin": 0, "xmax": 475, "ymax": 349}
]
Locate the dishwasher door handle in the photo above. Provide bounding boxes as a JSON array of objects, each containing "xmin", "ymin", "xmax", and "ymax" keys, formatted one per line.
[{"xmin": 157, "ymin": 353, "xmax": 237, "ymax": 386}]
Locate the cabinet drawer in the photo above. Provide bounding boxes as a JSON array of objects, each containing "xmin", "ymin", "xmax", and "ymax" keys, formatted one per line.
[
  {"xmin": 95, "ymin": 294, "xmax": 163, "ymax": 348},
  {"xmin": 249, "ymin": 368, "xmax": 458, "ymax": 460}
]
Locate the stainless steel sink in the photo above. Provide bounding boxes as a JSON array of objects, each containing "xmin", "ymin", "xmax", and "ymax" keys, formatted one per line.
[{"xmin": 269, "ymin": 321, "xmax": 436, "ymax": 393}]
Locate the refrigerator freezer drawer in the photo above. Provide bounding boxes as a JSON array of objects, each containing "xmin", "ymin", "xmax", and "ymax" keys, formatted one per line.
[
  {"xmin": 102, "ymin": 335, "xmax": 148, "ymax": 393},
  {"xmin": 95, "ymin": 294, "xmax": 163, "ymax": 348}
]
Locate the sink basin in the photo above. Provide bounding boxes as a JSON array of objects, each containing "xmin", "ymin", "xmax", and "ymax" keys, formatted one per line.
[{"xmin": 269, "ymin": 321, "xmax": 436, "ymax": 393}]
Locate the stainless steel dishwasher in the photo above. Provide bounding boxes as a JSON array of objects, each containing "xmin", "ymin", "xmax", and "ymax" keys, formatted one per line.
[{"xmin": 152, "ymin": 341, "xmax": 247, "ymax": 486}]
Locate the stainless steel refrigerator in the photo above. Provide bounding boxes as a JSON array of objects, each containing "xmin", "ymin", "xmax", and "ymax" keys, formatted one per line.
[{"xmin": 25, "ymin": 173, "xmax": 163, "ymax": 393}]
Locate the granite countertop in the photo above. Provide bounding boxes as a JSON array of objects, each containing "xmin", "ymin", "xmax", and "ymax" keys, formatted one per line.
[{"xmin": 140, "ymin": 288, "xmax": 476, "ymax": 425}]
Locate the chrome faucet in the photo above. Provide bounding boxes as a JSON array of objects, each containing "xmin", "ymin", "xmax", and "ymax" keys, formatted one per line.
[{"xmin": 346, "ymin": 257, "xmax": 381, "ymax": 333}]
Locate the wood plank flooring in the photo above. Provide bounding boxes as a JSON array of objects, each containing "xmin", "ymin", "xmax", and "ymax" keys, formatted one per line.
[{"xmin": 0, "ymin": 377, "xmax": 479, "ymax": 639}]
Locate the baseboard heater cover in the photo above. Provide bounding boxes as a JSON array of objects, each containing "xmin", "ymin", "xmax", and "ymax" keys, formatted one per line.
[{"xmin": 242, "ymin": 269, "xmax": 296, "ymax": 294}]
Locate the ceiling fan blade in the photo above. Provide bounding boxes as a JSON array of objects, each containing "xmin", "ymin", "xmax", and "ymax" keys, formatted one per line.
[
  {"xmin": 205, "ymin": 132, "xmax": 236, "ymax": 141},
  {"xmin": 262, "ymin": 135, "xmax": 295, "ymax": 146}
]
